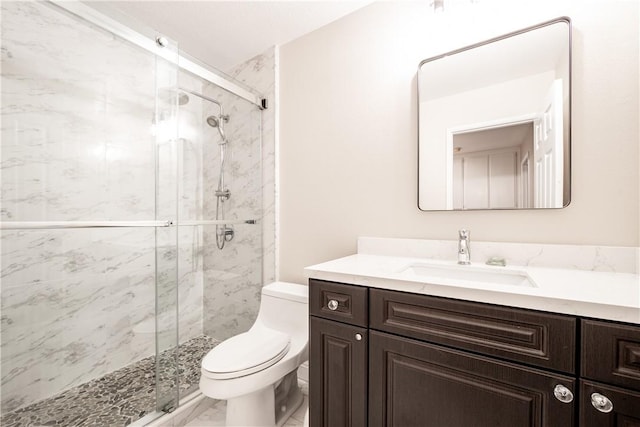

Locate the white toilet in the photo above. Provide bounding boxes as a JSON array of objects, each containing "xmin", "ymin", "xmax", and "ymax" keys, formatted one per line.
[{"xmin": 200, "ymin": 282, "xmax": 309, "ymax": 427}]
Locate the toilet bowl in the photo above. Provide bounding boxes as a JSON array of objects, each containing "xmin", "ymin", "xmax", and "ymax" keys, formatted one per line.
[{"xmin": 200, "ymin": 282, "xmax": 308, "ymax": 427}]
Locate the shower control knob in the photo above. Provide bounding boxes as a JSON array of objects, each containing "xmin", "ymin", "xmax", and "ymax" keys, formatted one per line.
[
  {"xmin": 591, "ymin": 393, "xmax": 613, "ymax": 413},
  {"xmin": 355, "ymin": 334, "xmax": 363, "ymax": 341},
  {"xmin": 327, "ymin": 299, "xmax": 339, "ymax": 311},
  {"xmin": 553, "ymin": 384, "xmax": 574, "ymax": 403}
]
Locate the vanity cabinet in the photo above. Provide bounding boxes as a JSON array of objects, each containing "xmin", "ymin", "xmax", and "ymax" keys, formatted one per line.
[
  {"xmin": 309, "ymin": 280, "xmax": 369, "ymax": 427},
  {"xmin": 368, "ymin": 288, "xmax": 576, "ymax": 426},
  {"xmin": 309, "ymin": 279, "xmax": 640, "ymax": 427},
  {"xmin": 579, "ymin": 319, "xmax": 640, "ymax": 426}
]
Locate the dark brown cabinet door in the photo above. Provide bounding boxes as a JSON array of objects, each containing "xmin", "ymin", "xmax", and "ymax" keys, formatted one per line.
[
  {"xmin": 580, "ymin": 380, "xmax": 640, "ymax": 426},
  {"xmin": 582, "ymin": 320, "xmax": 640, "ymax": 392},
  {"xmin": 369, "ymin": 330, "xmax": 575, "ymax": 427},
  {"xmin": 310, "ymin": 316, "xmax": 368, "ymax": 427}
]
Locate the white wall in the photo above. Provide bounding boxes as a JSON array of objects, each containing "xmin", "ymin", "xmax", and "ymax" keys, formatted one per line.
[{"xmin": 279, "ymin": 0, "xmax": 639, "ymax": 284}]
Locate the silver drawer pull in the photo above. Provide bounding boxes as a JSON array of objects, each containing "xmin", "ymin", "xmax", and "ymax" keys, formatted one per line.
[
  {"xmin": 591, "ymin": 393, "xmax": 613, "ymax": 413},
  {"xmin": 355, "ymin": 333, "xmax": 363, "ymax": 341},
  {"xmin": 553, "ymin": 384, "xmax": 574, "ymax": 403},
  {"xmin": 327, "ymin": 299, "xmax": 339, "ymax": 311}
]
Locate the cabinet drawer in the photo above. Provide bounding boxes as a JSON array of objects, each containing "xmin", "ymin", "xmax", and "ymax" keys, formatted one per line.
[
  {"xmin": 309, "ymin": 279, "xmax": 368, "ymax": 327},
  {"xmin": 370, "ymin": 288, "xmax": 576, "ymax": 373},
  {"xmin": 582, "ymin": 319, "xmax": 640, "ymax": 392}
]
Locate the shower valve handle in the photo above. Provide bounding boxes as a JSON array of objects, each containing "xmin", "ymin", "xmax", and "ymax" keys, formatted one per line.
[{"xmin": 215, "ymin": 189, "xmax": 230, "ymax": 200}]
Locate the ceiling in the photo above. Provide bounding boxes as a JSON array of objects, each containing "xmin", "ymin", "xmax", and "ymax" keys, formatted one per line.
[
  {"xmin": 89, "ymin": 1, "xmax": 372, "ymax": 72},
  {"xmin": 454, "ymin": 122, "xmax": 533, "ymax": 154}
]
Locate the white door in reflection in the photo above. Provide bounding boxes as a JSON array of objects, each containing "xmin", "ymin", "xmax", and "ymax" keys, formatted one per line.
[
  {"xmin": 451, "ymin": 122, "xmax": 532, "ymax": 210},
  {"xmin": 453, "ymin": 148, "xmax": 518, "ymax": 210},
  {"xmin": 534, "ymin": 79, "xmax": 564, "ymax": 208}
]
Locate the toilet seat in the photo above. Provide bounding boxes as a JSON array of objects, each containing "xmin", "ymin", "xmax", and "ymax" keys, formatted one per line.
[{"xmin": 202, "ymin": 326, "xmax": 291, "ymax": 380}]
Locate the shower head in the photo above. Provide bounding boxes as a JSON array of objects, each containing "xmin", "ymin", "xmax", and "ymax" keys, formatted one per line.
[{"xmin": 206, "ymin": 115, "xmax": 229, "ymax": 144}]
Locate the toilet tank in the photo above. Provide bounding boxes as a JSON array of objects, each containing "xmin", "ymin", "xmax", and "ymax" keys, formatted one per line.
[{"xmin": 256, "ymin": 282, "xmax": 308, "ymax": 337}]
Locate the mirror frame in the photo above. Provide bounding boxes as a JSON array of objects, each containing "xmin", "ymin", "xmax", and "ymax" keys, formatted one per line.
[{"xmin": 417, "ymin": 17, "xmax": 572, "ymax": 211}]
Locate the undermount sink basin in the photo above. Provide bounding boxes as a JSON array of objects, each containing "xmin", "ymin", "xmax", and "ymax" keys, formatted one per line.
[{"xmin": 398, "ymin": 263, "xmax": 537, "ymax": 288}]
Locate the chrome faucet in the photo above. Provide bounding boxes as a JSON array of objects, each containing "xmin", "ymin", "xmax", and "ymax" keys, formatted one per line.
[{"xmin": 458, "ymin": 229, "xmax": 471, "ymax": 265}]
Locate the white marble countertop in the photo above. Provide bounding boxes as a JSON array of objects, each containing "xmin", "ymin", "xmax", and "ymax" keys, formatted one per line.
[{"xmin": 304, "ymin": 253, "xmax": 640, "ymax": 324}]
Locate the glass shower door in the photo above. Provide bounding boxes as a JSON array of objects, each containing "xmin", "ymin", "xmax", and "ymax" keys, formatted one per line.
[
  {"xmin": 0, "ymin": 2, "xmax": 180, "ymax": 425},
  {"xmin": 154, "ymin": 35, "xmax": 181, "ymax": 414}
]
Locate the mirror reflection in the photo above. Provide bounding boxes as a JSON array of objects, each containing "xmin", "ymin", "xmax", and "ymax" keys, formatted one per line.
[{"xmin": 418, "ymin": 18, "xmax": 571, "ymax": 211}]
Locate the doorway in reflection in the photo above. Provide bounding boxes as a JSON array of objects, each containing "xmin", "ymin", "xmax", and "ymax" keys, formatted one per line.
[{"xmin": 452, "ymin": 122, "xmax": 533, "ymax": 210}]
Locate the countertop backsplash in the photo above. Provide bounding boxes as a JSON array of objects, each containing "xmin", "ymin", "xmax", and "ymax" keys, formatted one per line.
[{"xmin": 358, "ymin": 237, "xmax": 639, "ymax": 275}]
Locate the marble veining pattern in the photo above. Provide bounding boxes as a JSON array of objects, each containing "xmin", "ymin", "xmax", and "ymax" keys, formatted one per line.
[
  {"xmin": 1, "ymin": 0, "xmax": 268, "ymax": 417},
  {"xmin": 1, "ymin": 2, "xmax": 203, "ymax": 413},
  {"xmin": 1, "ymin": 1, "xmax": 162, "ymax": 411},
  {"xmin": 358, "ymin": 236, "xmax": 639, "ymax": 274},
  {"xmin": 227, "ymin": 47, "xmax": 278, "ymax": 285},
  {"xmin": 1, "ymin": 1, "xmax": 157, "ymax": 223},
  {"xmin": 1, "ymin": 229, "xmax": 157, "ymax": 413},
  {"xmin": 200, "ymin": 51, "xmax": 269, "ymax": 341}
]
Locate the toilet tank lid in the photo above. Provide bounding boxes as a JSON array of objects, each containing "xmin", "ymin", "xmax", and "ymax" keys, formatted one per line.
[{"xmin": 262, "ymin": 282, "xmax": 308, "ymax": 303}]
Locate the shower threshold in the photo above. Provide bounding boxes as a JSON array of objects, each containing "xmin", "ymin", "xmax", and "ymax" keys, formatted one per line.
[{"xmin": 1, "ymin": 335, "xmax": 217, "ymax": 427}]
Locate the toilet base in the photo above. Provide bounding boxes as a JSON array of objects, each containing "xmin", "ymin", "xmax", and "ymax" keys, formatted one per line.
[
  {"xmin": 225, "ymin": 371, "xmax": 303, "ymax": 427},
  {"xmin": 276, "ymin": 384, "xmax": 303, "ymax": 427},
  {"xmin": 226, "ymin": 385, "xmax": 274, "ymax": 426}
]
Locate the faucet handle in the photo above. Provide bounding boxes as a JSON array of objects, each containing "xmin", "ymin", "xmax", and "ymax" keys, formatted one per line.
[{"xmin": 459, "ymin": 229, "xmax": 470, "ymax": 239}]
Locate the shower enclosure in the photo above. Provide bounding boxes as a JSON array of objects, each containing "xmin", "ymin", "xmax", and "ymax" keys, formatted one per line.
[{"xmin": 1, "ymin": 2, "xmax": 264, "ymax": 425}]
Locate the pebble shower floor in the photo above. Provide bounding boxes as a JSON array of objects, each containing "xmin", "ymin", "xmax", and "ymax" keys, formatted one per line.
[{"xmin": 1, "ymin": 336, "xmax": 217, "ymax": 427}]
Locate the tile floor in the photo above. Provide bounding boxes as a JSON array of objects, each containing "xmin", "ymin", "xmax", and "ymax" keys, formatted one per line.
[{"xmin": 1, "ymin": 336, "xmax": 217, "ymax": 427}]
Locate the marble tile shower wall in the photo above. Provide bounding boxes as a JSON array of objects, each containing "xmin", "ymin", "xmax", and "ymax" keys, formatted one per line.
[
  {"xmin": 200, "ymin": 91, "xmax": 262, "ymax": 340},
  {"xmin": 231, "ymin": 47, "xmax": 278, "ymax": 285},
  {"xmin": 0, "ymin": 2, "xmax": 202, "ymax": 413},
  {"xmin": 201, "ymin": 48, "xmax": 275, "ymax": 340},
  {"xmin": 176, "ymin": 69, "xmax": 208, "ymax": 346}
]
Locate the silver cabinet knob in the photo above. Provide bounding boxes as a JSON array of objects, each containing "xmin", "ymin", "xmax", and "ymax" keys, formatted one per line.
[
  {"xmin": 591, "ymin": 393, "xmax": 613, "ymax": 413},
  {"xmin": 553, "ymin": 384, "xmax": 574, "ymax": 403},
  {"xmin": 327, "ymin": 299, "xmax": 339, "ymax": 311},
  {"xmin": 355, "ymin": 334, "xmax": 362, "ymax": 341}
]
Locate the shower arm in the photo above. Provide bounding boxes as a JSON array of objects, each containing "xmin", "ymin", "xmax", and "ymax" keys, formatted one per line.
[
  {"xmin": 179, "ymin": 87, "xmax": 228, "ymax": 126},
  {"xmin": 178, "ymin": 87, "xmax": 221, "ymax": 108}
]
